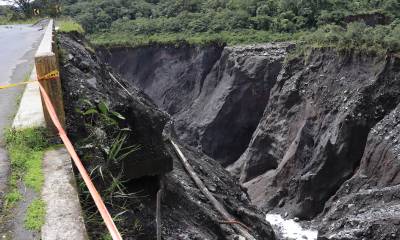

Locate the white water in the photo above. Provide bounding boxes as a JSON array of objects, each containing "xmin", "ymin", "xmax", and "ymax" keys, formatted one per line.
[{"xmin": 265, "ymin": 214, "xmax": 318, "ymax": 240}]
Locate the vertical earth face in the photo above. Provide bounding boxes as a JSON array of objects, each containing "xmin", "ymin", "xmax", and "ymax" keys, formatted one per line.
[
  {"xmin": 99, "ymin": 43, "xmax": 291, "ymax": 167},
  {"xmin": 101, "ymin": 43, "xmax": 400, "ymax": 240},
  {"xmin": 60, "ymin": 33, "xmax": 276, "ymax": 240}
]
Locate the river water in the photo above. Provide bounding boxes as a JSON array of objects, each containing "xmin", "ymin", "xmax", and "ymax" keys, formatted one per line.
[{"xmin": 266, "ymin": 214, "xmax": 318, "ymax": 240}]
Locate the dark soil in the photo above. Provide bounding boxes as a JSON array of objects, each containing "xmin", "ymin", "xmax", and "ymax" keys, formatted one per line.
[
  {"xmin": 59, "ymin": 33, "xmax": 276, "ymax": 240},
  {"xmin": 100, "ymin": 42, "xmax": 400, "ymax": 240}
]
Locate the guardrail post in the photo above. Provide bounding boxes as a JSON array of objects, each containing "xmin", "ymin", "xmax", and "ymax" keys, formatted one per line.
[{"xmin": 35, "ymin": 19, "xmax": 65, "ymax": 134}]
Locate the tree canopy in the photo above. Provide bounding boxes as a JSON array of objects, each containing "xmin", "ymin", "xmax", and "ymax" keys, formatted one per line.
[
  {"xmin": 3, "ymin": 1, "xmax": 395, "ymax": 56},
  {"xmin": 60, "ymin": 0, "xmax": 399, "ymax": 34}
]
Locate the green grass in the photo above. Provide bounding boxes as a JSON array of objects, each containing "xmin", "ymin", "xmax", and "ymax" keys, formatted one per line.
[
  {"xmin": 5, "ymin": 127, "xmax": 49, "ymax": 192},
  {"xmin": 3, "ymin": 188, "xmax": 22, "ymax": 209},
  {"xmin": 0, "ymin": 17, "xmax": 42, "ymax": 25},
  {"xmin": 3, "ymin": 128, "xmax": 50, "ymax": 230},
  {"xmin": 57, "ymin": 19, "xmax": 84, "ymax": 34},
  {"xmin": 24, "ymin": 199, "xmax": 46, "ymax": 231},
  {"xmin": 89, "ymin": 30, "xmax": 306, "ymax": 48},
  {"xmin": 101, "ymin": 234, "xmax": 112, "ymax": 240}
]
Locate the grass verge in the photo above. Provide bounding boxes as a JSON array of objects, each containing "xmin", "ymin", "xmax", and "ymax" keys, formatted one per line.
[
  {"xmin": 57, "ymin": 18, "xmax": 84, "ymax": 34},
  {"xmin": 0, "ymin": 17, "xmax": 42, "ymax": 25},
  {"xmin": 3, "ymin": 128, "xmax": 50, "ymax": 230},
  {"xmin": 24, "ymin": 199, "xmax": 46, "ymax": 231}
]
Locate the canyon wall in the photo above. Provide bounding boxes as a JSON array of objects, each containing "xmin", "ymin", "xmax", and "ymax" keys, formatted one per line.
[
  {"xmin": 99, "ymin": 43, "xmax": 290, "ymax": 167},
  {"xmin": 61, "ymin": 34, "xmax": 276, "ymax": 239},
  {"xmin": 101, "ymin": 44, "xmax": 400, "ymax": 239}
]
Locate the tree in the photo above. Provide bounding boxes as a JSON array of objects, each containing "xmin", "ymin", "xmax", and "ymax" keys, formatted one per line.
[{"xmin": 7, "ymin": 0, "xmax": 32, "ymax": 17}]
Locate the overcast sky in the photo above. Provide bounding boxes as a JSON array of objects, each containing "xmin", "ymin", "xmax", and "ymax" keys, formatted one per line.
[{"xmin": 0, "ymin": 1, "xmax": 9, "ymax": 6}]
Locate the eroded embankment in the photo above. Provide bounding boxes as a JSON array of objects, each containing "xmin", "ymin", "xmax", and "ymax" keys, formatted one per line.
[
  {"xmin": 101, "ymin": 44, "xmax": 400, "ymax": 240},
  {"xmin": 60, "ymin": 33, "xmax": 275, "ymax": 240},
  {"xmin": 98, "ymin": 43, "xmax": 290, "ymax": 167}
]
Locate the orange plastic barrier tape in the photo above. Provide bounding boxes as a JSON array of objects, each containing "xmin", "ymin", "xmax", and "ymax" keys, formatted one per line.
[{"xmin": 37, "ymin": 82, "xmax": 123, "ymax": 240}]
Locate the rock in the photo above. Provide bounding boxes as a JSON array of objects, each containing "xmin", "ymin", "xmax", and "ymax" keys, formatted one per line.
[
  {"xmin": 233, "ymin": 235, "xmax": 246, "ymax": 240},
  {"xmin": 206, "ymin": 184, "xmax": 216, "ymax": 192},
  {"xmin": 278, "ymin": 199, "xmax": 285, "ymax": 208},
  {"xmin": 67, "ymin": 53, "xmax": 74, "ymax": 61}
]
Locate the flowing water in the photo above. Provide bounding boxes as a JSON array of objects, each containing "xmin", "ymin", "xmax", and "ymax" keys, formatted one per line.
[{"xmin": 265, "ymin": 214, "xmax": 318, "ymax": 240}]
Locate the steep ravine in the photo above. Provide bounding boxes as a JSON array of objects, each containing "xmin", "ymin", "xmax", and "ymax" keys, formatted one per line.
[
  {"xmin": 101, "ymin": 44, "xmax": 400, "ymax": 240},
  {"xmin": 98, "ymin": 43, "xmax": 291, "ymax": 167},
  {"xmin": 60, "ymin": 33, "xmax": 276, "ymax": 240}
]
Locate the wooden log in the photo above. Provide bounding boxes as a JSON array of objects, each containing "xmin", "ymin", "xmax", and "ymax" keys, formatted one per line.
[
  {"xmin": 35, "ymin": 53, "xmax": 65, "ymax": 134},
  {"xmin": 170, "ymin": 140, "xmax": 256, "ymax": 240},
  {"xmin": 35, "ymin": 19, "xmax": 65, "ymax": 134}
]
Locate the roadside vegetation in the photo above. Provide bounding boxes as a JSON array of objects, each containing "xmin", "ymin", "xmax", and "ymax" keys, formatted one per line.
[
  {"xmin": 3, "ymin": 0, "xmax": 400, "ymax": 51},
  {"xmin": 24, "ymin": 199, "xmax": 46, "ymax": 231},
  {"xmin": 3, "ymin": 128, "xmax": 51, "ymax": 231},
  {"xmin": 57, "ymin": 18, "xmax": 84, "ymax": 33},
  {"xmin": 58, "ymin": 0, "xmax": 400, "ymax": 52},
  {"xmin": 75, "ymin": 100, "xmax": 143, "ymax": 239},
  {"xmin": 0, "ymin": 4, "xmax": 40, "ymax": 25}
]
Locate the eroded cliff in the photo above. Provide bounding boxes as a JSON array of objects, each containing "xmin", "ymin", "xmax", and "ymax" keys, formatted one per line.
[
  {"xmin": 60, "ymin": 33, "xmax": 276, "ymax": 240},
  {"xmin": 99, "ymin": 43, "xmax": 291, "ymax": 167},
  {"xmin": 101, "ymin": 43, "xmax": 400, "ymax": 240}
]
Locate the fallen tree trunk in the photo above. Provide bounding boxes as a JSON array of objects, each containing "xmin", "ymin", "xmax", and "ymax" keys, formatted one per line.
[{"xmin": 170, "ymin": 139, "xmax": 255, "ymax": 240}]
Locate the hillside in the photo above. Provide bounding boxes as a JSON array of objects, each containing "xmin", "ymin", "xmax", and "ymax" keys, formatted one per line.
[{"xmin": 60, "ymin": 0, "xmax": 400, "ymax": 50}]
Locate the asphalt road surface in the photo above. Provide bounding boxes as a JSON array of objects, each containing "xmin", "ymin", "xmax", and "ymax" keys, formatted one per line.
[{"xmin": 0, "ymin": 24, "xmax": 43, "ymax": 217}]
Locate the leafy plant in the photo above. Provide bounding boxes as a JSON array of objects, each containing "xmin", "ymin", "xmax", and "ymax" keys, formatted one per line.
[
  {"xmin": 106, "ymin": 133, "xmax": 141, "ymax": 167},
  {"xmin": 77, "ymin": 100, "xmax": 140, "ymax": 192},
  {"xmin": 75, "ymin": 99, "xmax": 144, "ymax": 238}
]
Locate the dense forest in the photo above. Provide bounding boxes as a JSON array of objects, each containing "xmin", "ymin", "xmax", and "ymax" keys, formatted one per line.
[
  {"xmin": 3, "ymin": 0, "xmax": 400, "ymax": 50},
  {"xmin": 58, "ymin": 0, "xmax": 400, "ymax": 50},
  {"xmin": 61, "ymin": 0, "xmax": 398, "ymax": 33}
]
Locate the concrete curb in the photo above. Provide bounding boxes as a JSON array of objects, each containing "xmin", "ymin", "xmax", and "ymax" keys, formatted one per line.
[
  {"xmin": 41, "ymin": 148, "xmax": 88, "ymax": 240},
  {"xmin": 11, "ymin": 30, "xmax": 89, "ymax": 240},
  {"xmin": 12, "ymin": 67, "xmax": 45, "ymax": 129}
]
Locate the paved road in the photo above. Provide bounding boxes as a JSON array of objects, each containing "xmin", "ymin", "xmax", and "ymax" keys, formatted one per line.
[{"xmin": 0, "ymin": 24, "xmax": 43, "ymax": 210}]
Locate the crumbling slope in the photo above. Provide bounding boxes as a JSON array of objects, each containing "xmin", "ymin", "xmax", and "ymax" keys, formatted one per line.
[
  {"xmin": 228, "ymin": 50, "xmax": 400, "ymax": 239},
  {"xmin": 59, "ymin": 33, "xmax": 172, "ymax": 179},
  {"xmin": 99, "ymin": 43, "xmax": 291, "ymax": 167},
  {"xmin": 59, "ymin": 33, "xmax": 276, "ymax": 240},
  {"xmin": 99, "ymin": 39, "xmax": 400, "ymax": 239},
  {"xmin": 317, "ymin": 101, "xmax": 400, "ymax": 240}
]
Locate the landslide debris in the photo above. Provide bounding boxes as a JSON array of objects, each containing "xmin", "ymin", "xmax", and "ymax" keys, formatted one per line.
[
  {"xmin": 101, "ymin": 41, "xmax": 400, "ymax": 240},
  {"xmin": 58, "ymin": 33, "xmax": 276, "ymax": 240}
]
